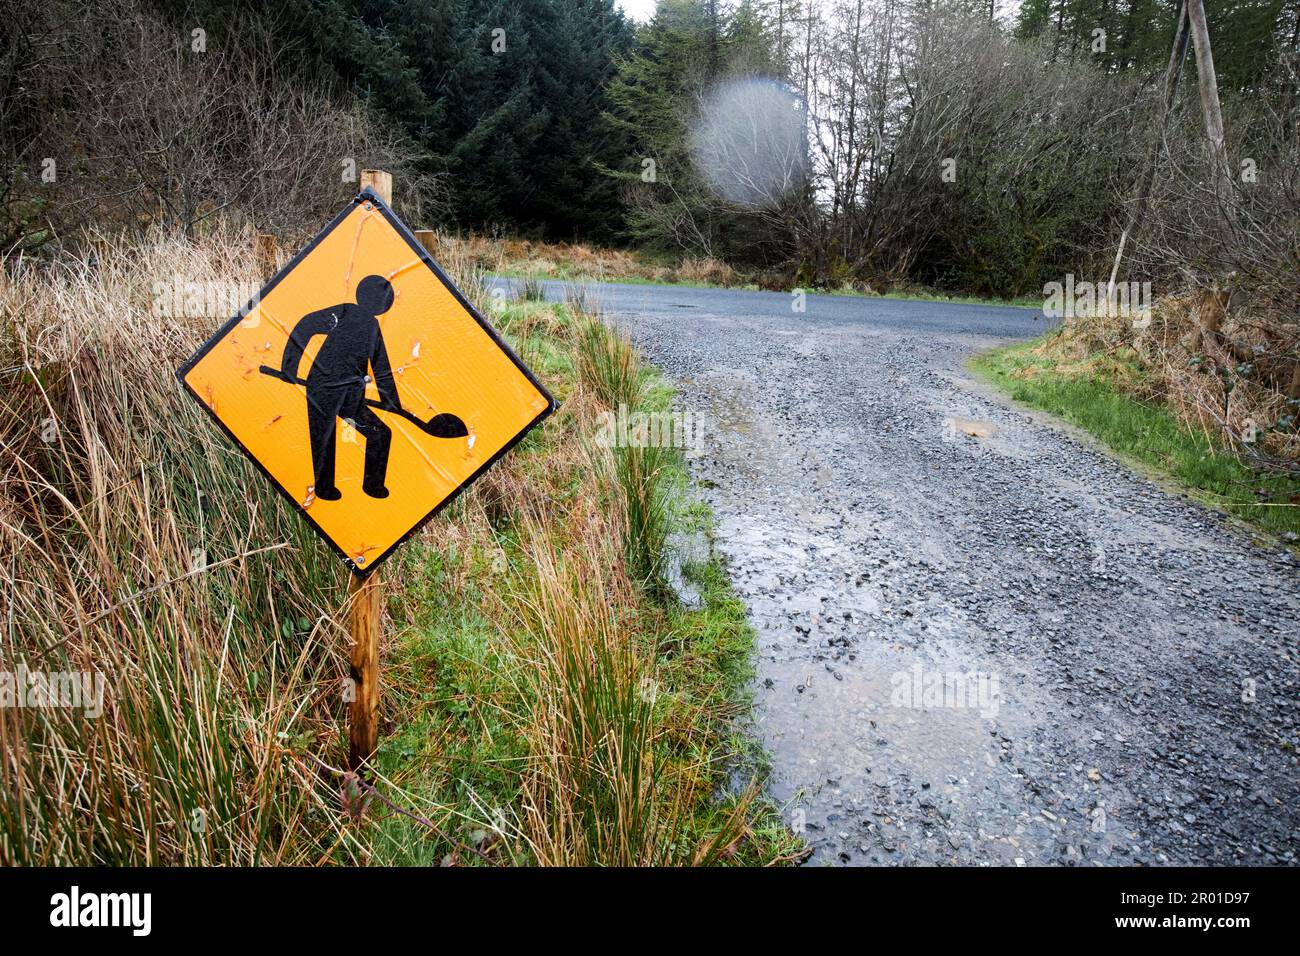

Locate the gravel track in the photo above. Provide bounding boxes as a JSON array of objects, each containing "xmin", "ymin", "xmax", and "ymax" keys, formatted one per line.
[{"xmin": 502, "ymin": 278, "xmax": 1299, "ymax": 866}]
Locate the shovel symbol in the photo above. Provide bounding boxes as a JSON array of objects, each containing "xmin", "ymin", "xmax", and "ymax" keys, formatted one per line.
[{"xmin": 258, "ymin": 365, "xmax": 468, "ymax": 439}]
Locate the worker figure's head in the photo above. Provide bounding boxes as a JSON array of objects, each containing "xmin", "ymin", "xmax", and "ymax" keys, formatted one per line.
[{"xmin": 356, "ymin": 274, "xmax": 395, "ymax": 315}]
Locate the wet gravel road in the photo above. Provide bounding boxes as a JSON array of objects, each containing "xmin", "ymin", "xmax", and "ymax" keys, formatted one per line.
[{"xmin": 503, "ymin": 279, "xmax": 1300, "ymax": 866}]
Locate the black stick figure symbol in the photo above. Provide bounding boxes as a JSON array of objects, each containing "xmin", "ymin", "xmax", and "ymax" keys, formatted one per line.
[{"xmin": 259, "ymin": 275, "xmax": 467, "ymax": 501}]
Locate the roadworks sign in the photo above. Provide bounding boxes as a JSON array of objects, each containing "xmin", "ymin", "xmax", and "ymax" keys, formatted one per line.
[{"xmin": 178, "ymin": 188, "xmax": 554, "ymax": 576}]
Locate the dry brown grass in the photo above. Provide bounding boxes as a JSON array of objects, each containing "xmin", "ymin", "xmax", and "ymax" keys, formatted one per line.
[
  {"xmin": 0, "ymin": 230, "xmax": 783, "ymax": 866},
  {"xmin": 0, "ymin": 230, "xmax": 353, "ymax": 864},
  {"xmin": 434, "ymin": 233, "xmax": 743, "ymax": 288},
  {"xmin": 676, "ymin": 256, "xmax": 738, "ymax": 287},
  {"xmin": 1033, "ymin": 292, "xmax": 1300, "ymax": 465}
]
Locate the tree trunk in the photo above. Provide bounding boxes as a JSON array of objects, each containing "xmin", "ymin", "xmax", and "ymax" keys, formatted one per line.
[
  {"xmin": 1187, "ymin": 0, "xmax": 1227, "ymax": 161},
  {"xmin": 1187, "ymin": 0, "xmax": 1233, "ymax": 234},
  {"xmin": 1107, "ymin": 1, "xmax": 1190, "ymax": 302}
]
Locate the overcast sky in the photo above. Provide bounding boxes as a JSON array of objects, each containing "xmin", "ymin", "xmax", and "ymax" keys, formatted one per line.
[
  {"xmin": 616, "ymin": 0, "xmax": 657, "ymax": 22},
  {"xmin": 617, "ymin": 1, "xmax": 1024, "ymax": 26}
]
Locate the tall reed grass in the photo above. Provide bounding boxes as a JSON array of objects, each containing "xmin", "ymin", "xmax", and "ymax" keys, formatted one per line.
[
  {"xmin": 518, "ymin": 274, "xmax": 547, "ymax": 303},
  {"xmin": 0, "ymin": 232, "xmax": 790, "ymax": 866},
  {"xmin": 0, "ymin": 232, "xmax": 348, "ymax": 864},
  {"xmin": 573, "ymin": 313, "xmax": 670, "ymax": 597},
  {"xmin": 498, "ymin": 509, "xmax": 746, "ymax": 864},
  {"xmin": 613, "ymin": 443, "xmax": 672, "ymax": 599},
  {"xmin": 576, "ymin": 314, "xmax": 643, "ymax": 411}
]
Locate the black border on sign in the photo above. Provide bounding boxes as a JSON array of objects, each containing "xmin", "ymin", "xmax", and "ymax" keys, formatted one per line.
[{"xmin": 176, "ymin": 187, "xmax": 557, "ymax": 579}]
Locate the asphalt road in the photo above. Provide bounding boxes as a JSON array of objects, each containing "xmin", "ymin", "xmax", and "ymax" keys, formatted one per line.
[{"xmin": 496, "ymin": 278, "xmax": 1300, "ymax": 866}]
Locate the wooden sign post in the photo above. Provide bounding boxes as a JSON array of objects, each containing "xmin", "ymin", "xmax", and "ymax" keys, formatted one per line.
[
  {"xmin": 179, "ymin": 168, "xmax": 554, "ymax": 781},
  {"xmin": 347, "ymin": 169, "xmax": 392, "ymax": 772},
  {"xmin": 346, "ymin": 570, "xmax": 382, "ymax": 771}
]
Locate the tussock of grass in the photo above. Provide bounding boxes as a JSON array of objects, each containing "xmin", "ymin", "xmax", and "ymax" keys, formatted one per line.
[
  {"xmin": 575, "ymin": 314, "xmax": 643, "ymax": 410},
  {"xmin": 613, "ymin": 443, "xmax": 672, "ymax": 600},
  {"xmin": 517, "ymin": 273, "xmax": 546, "ymax": 303},
  {"xmin": 972, "ymin": 341, "xmax": 1300, "ymax": 539},
  {"xmin": 575, "ymin": 313, "xmax": 670, "ymax": 598}
]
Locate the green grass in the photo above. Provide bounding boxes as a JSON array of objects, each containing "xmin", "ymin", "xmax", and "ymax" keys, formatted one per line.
[
  {"xmin": 575, "ymin": 314, "xmax": 643, "ymax": 410},
  {"xmin": 368, "ymin": 533, "xmax": 798, "ymax": 866},
  {"xmin": 516, "ymin": 273, "xmax": 547, "ymax": 302},
  {"xmin": 367, "ymin": 555, "xmax": 797, "ymax": 865},
  {"xmin": 363, "ymin": 300, "xmax": 801, "ymax": 865},
  {"xmin": 971, "ymin": 341, "xmax": 1300, "ymax": 540}
]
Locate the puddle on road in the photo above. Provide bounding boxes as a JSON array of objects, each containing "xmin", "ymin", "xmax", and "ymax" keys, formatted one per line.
[
  {"xmin": 695, "ymin": 370, "xmax": 761, "ymax": 439},
  {"xmin": 709, "ymin": 506, "xmax": 1050, "ymax": 866},
  {"xmin": 665, "ymin": 350, "xmax": 1143, "ymax": 866}
]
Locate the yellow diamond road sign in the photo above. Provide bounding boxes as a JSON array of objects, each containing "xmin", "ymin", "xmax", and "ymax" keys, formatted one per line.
[{"xmin": 178, "ymin": 189, "xmax": 555, "ymax": 577}]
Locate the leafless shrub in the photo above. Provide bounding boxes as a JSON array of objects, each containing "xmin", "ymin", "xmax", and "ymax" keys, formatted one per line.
[
  {"xmin": 0, "ymin": 0, "xmax": 443, "ymax": 253},
  {"xmin": 846, "ymin": 10, "xmax": 1150, "ymax": 293},
  {"xmin": 1137, "ymin": 53, "xmax": 1300, "ymax": 324}
]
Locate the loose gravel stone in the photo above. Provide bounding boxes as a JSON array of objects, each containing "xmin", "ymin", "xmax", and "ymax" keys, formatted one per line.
[{"xmin": 502, "ymin": 278, "xmax": 1300, "ymax": 867}]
